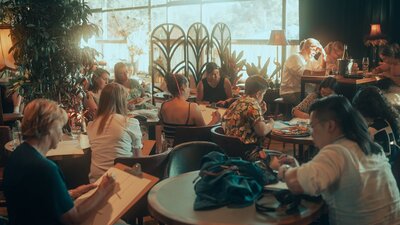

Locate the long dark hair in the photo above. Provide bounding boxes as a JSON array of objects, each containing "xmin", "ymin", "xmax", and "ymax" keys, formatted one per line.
[
  {"xmin": 164, "ymin": 73, "xmax": 188, "ymax": 97},
  {"xmin": 90, "ymin": 68, "xmax": 110, "ymax": 93},
  {"xmin": 317, "ymin": 77, "xmax": 337, "ymax": 97},
  {"xmin": 380, "ymin": 43, "xmax": 400, "ymax": 59},
  {"xmin": 309, "ymin": 95, "xmax": 382, "ymax": 155},
  {"xmin": 353, "ymin": 86, "xmax": 400, "ymax": 143}
]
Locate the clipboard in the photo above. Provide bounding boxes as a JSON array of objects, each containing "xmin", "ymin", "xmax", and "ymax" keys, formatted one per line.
[{"xmin": 75, "ymin": 163, "xmax": 159, "ymax": 225}]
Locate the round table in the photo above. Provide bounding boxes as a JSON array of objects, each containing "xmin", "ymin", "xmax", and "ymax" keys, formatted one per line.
[
  {"xmin": 148, "ymin": 171, "xmax": 323, "ymax": 225},
  {"xmin": 270, "ymin": 121, "xmax": 315, "ymax": 162}
]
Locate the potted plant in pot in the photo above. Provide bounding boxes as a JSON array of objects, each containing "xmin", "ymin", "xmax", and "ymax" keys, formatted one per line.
[
  {"xmin": 0, "ymin": 0, "xmax": 99, "ymax": 113},
  {"xmin": 219, "ymin": 48, "xmax": 246, "ymax": 87},
  {"xmin": 245, "ymin": 57, "xmax": 281, "ymax": 116}
]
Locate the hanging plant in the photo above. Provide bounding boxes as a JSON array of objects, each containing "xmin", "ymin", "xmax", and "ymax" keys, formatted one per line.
[{"xmin": 0, "ymin": 0, "xmax": 100, "ymax": 109}]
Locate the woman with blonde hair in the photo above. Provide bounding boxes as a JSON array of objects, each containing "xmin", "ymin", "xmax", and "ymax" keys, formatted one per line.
[
  {"xmin": 4, "ymin": 99, "xmax": 115, "ymax": 225},
  {"xmin": 87, "ymin": 83, "xmax": 143, "ymax": 182},
  {"xmin": 280, "ymin": 38, "xmax": 326, "ymax": 105}
]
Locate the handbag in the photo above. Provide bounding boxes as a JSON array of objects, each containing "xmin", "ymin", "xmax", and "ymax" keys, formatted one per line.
[{"xmin": 193, "ymin": 151, "xmax": 277, "ymax": 210}]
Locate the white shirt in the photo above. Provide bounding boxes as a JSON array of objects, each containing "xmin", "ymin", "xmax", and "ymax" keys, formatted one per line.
[
  {"xmin": 280, "ymin": 53, "xmax": 322, "ymax": 95},
  {"xmin": 87, "ymin": 114, "xmax": 143, "ymax": 182},
  {"xmin": 297, "ymin": 138, "xmax": 400, "ymax": 225}
]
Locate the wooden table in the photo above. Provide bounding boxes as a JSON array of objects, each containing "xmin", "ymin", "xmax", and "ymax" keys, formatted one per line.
[
  {"xmin": 300, "ymin": 75, "xmax": 383, "ymax": 100},
  {"xmin": 153, "ymin": 92, "xmax": 197, "ymax": 102},
  {"xmin": 148, "ymin": 171, "xmax": 323, "ymax": 225}
]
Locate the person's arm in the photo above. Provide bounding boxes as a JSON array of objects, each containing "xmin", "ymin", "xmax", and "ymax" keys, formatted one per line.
[
  {"xmin": 60, "ymin": 175, "xmax": 115, "ymax": 224},
  {"xmin": 279, "ymin": 146, "xmax": 345, "ymax": 195},
  {"xmin": 85, "ymin": 92, "xmax": 98, "ymax": 114},
  {"xmin": 127, "ymin": 117, "xmax": 143, "ymax": 156},
  {"xmin": 292, "ymin": 109, "xmax": 310, "ymax": 119},
  {"xmin": 196, "ymin": 81, "xmax": 204, "ymax": 102},
  {"xmin": 291, "ymin": 93, "xmax": 316, "ymax": 119},
  {"xmin": 190, "ymin": 103, "xmax": 207, "ymax": 126},
  {"xmin": 11, "ymin": 92, "xmax": 22, "ymax": 113},
  {"xmin": 223, "ymin": 78, "xmax": 233, "ymax": 99},
  {"xmin": 254, "ymin": 119, "xmax": 274, "ymax": 137},
  {"xmin": 373, "ymin": 62, "xmax": 390, "ymax": 73}
]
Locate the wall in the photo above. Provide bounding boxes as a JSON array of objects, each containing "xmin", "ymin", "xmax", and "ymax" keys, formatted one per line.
[{"xmin": 299, "ymin": 0, "xmax": 400, "ymax": 59}]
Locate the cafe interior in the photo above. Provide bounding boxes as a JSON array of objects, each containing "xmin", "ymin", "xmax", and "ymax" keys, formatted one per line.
[{"xmin": 1, "ymin": 0, "xmax": 400, "ymax": 224}]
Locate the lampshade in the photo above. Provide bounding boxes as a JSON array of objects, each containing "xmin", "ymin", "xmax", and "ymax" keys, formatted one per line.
[
  {"xmin": 268, "ymin": 30, "xmax": 288, "ymax": 46},
  {"xmin": 0, "ymin": 25, "xmax": 16, "ymax": 71},
  {"xmin": 369, "ymin": 24, "xmax": 382, "ymax": 37}
]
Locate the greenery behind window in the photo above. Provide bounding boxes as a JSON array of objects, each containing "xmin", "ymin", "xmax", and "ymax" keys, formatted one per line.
[{"xmin": 85, "ymin": 0, "xmax": 299, "ymax": 76}]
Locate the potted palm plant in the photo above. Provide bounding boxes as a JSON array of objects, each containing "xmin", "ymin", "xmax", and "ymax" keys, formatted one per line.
[
  {"xmin": 1, "ymin": 0, "xmax": 99, "ymax": 111},
  {"xmin": 219, "ymin": 49, "xmax": 246, "ymax": 86}
]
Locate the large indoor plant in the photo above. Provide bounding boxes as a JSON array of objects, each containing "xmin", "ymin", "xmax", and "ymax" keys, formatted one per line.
[
  {"xmin": 0, "ymin": 0, "xmax": 99, "ymax": 109},
  {"xmin": 219, "ymin": 48, "xmax": 246, "ymax": 85},
  {"xmin": 245, "ymin": 57, "xmax": 281, "ymax": 104}
]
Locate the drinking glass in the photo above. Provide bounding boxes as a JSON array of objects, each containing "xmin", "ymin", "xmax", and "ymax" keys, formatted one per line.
[
  {"xmin": 362, "ymin": 57, "xmax": 369, "ymax": 75},
  {"xmin": 69, "ymin": 117, "xmax": 82, "ymax": 139},
  {"xmin": 12, "ymin": 128, "xmax": 22, "ymax": 149}
]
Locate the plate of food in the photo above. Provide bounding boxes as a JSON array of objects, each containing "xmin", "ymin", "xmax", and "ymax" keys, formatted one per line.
[{"xmin": 272, "ymin": 126, "xmax": 311, "ymax": 137}]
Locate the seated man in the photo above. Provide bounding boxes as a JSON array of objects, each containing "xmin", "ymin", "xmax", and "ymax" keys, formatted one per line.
[
  {"xmin": 280, "ymin": 38, "xmax": 326, "ymax": 105},
  {"xmin": 222, "ymin": 76, "xmax": 274, "ymax": 161},
  {"xmin": 277, "ymin": 95, "xmax": 400, "ymax": 224}
]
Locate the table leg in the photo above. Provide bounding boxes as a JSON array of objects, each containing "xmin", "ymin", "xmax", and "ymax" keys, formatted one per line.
[
  {"xmin": 148, "ymin": 124, "xmax": 156, "ymax": 140},
  {"xmin": 300, "ymin": 80, "xmax": 305, "ymax": 100}
]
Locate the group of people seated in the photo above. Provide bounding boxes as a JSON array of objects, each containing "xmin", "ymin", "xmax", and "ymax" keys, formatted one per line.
[{"xmin": 3, "ymin": 41, "xmax": 400, "ymax": 224}]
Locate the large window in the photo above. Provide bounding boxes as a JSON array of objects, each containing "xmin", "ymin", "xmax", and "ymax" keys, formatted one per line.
[{"xmin": 85, "ymin": 0, "xmax": 299, "ymax": 76}]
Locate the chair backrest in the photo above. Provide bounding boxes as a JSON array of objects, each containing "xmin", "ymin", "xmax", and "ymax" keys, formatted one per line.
[
  {"xmin": 173, "ymin": 124, "xmax": 217, "ymax": 146},
  {"xmin": 210, "ymin": 126, "xmax": 257, "ymax": 158},
  {"xmin": 165, "ymin": 141, "xmax": 223, "ymax": 177},
  {"xmin": 114, "ymin": 149, "xmax": 171, "ymax": 180}
]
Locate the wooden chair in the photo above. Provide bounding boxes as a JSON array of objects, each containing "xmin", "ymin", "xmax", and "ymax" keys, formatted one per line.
[
  {"xmin": 173, "ymin": 124, "xmax": 217, "ymax": 147},
  {"xmin": 210, "ymin": 126, "xmax": 258, "ymax": 159},
  {"xmin": 273, "ymin": 97, "xmax": 294, "ymax": 120},
  {"xmin": 165, "ymin": 141, "xmax": 223, "ymax": 178},
  {"xmin": 114, "ymin": 149, "xmax": 171, "ymax": 225}
]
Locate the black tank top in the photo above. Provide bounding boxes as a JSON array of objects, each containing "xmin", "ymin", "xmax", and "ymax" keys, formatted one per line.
[{"xmin": 202, "ymin": 78, "xmax": 227, "ymax": 103}]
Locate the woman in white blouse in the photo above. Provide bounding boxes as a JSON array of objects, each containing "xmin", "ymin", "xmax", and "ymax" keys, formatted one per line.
[{"xmin": 87, "ymin": 83, "xmax": 143, "ymax": 182}]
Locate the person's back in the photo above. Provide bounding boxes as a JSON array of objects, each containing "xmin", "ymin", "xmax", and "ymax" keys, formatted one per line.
[
  {"xmin": 4, "ymin": 143, "xmax": 73, "ymax": 225},
  {"xmin": 301, "ymin": 138, "xmax": 400, "ymax": 224},
  {"xmin": 88, "ymin": 114, "xmax": 142, "ymax": 182}
]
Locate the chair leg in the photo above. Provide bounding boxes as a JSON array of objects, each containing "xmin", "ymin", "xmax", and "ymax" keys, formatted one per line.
[
  {"xmin": 137, "ymin": 217, "xmax": 143, "ymax": 225},
  {"xmin": 274, "ymin": 103, "xmax": 280, "ymax": 119}
]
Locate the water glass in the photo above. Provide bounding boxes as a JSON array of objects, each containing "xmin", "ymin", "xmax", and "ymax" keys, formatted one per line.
[
  {"xmin": 362, "ymin": 57, "xmax": 369, "ymax": 75},
  {"xmin": 69, "ymin": 117, "xmax": 82, "ymax": 139},
  {"xmin": 12, "ymin": 130, "xmax": 22, "ymax": 149}
]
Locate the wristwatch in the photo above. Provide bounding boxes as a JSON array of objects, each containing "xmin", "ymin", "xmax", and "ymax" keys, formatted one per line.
[{"xmin": 278, "ymin": 164, "xmax": 291, "ymax": 182}]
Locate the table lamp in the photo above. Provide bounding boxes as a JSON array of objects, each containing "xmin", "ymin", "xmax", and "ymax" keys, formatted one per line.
[
  {"xmin": 0, "ymin": 25, "xmax": 16, "ymax": 72},
  {"xmin": 268, "ymin": 30, "xmax": 288, "ymax": 81}
]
